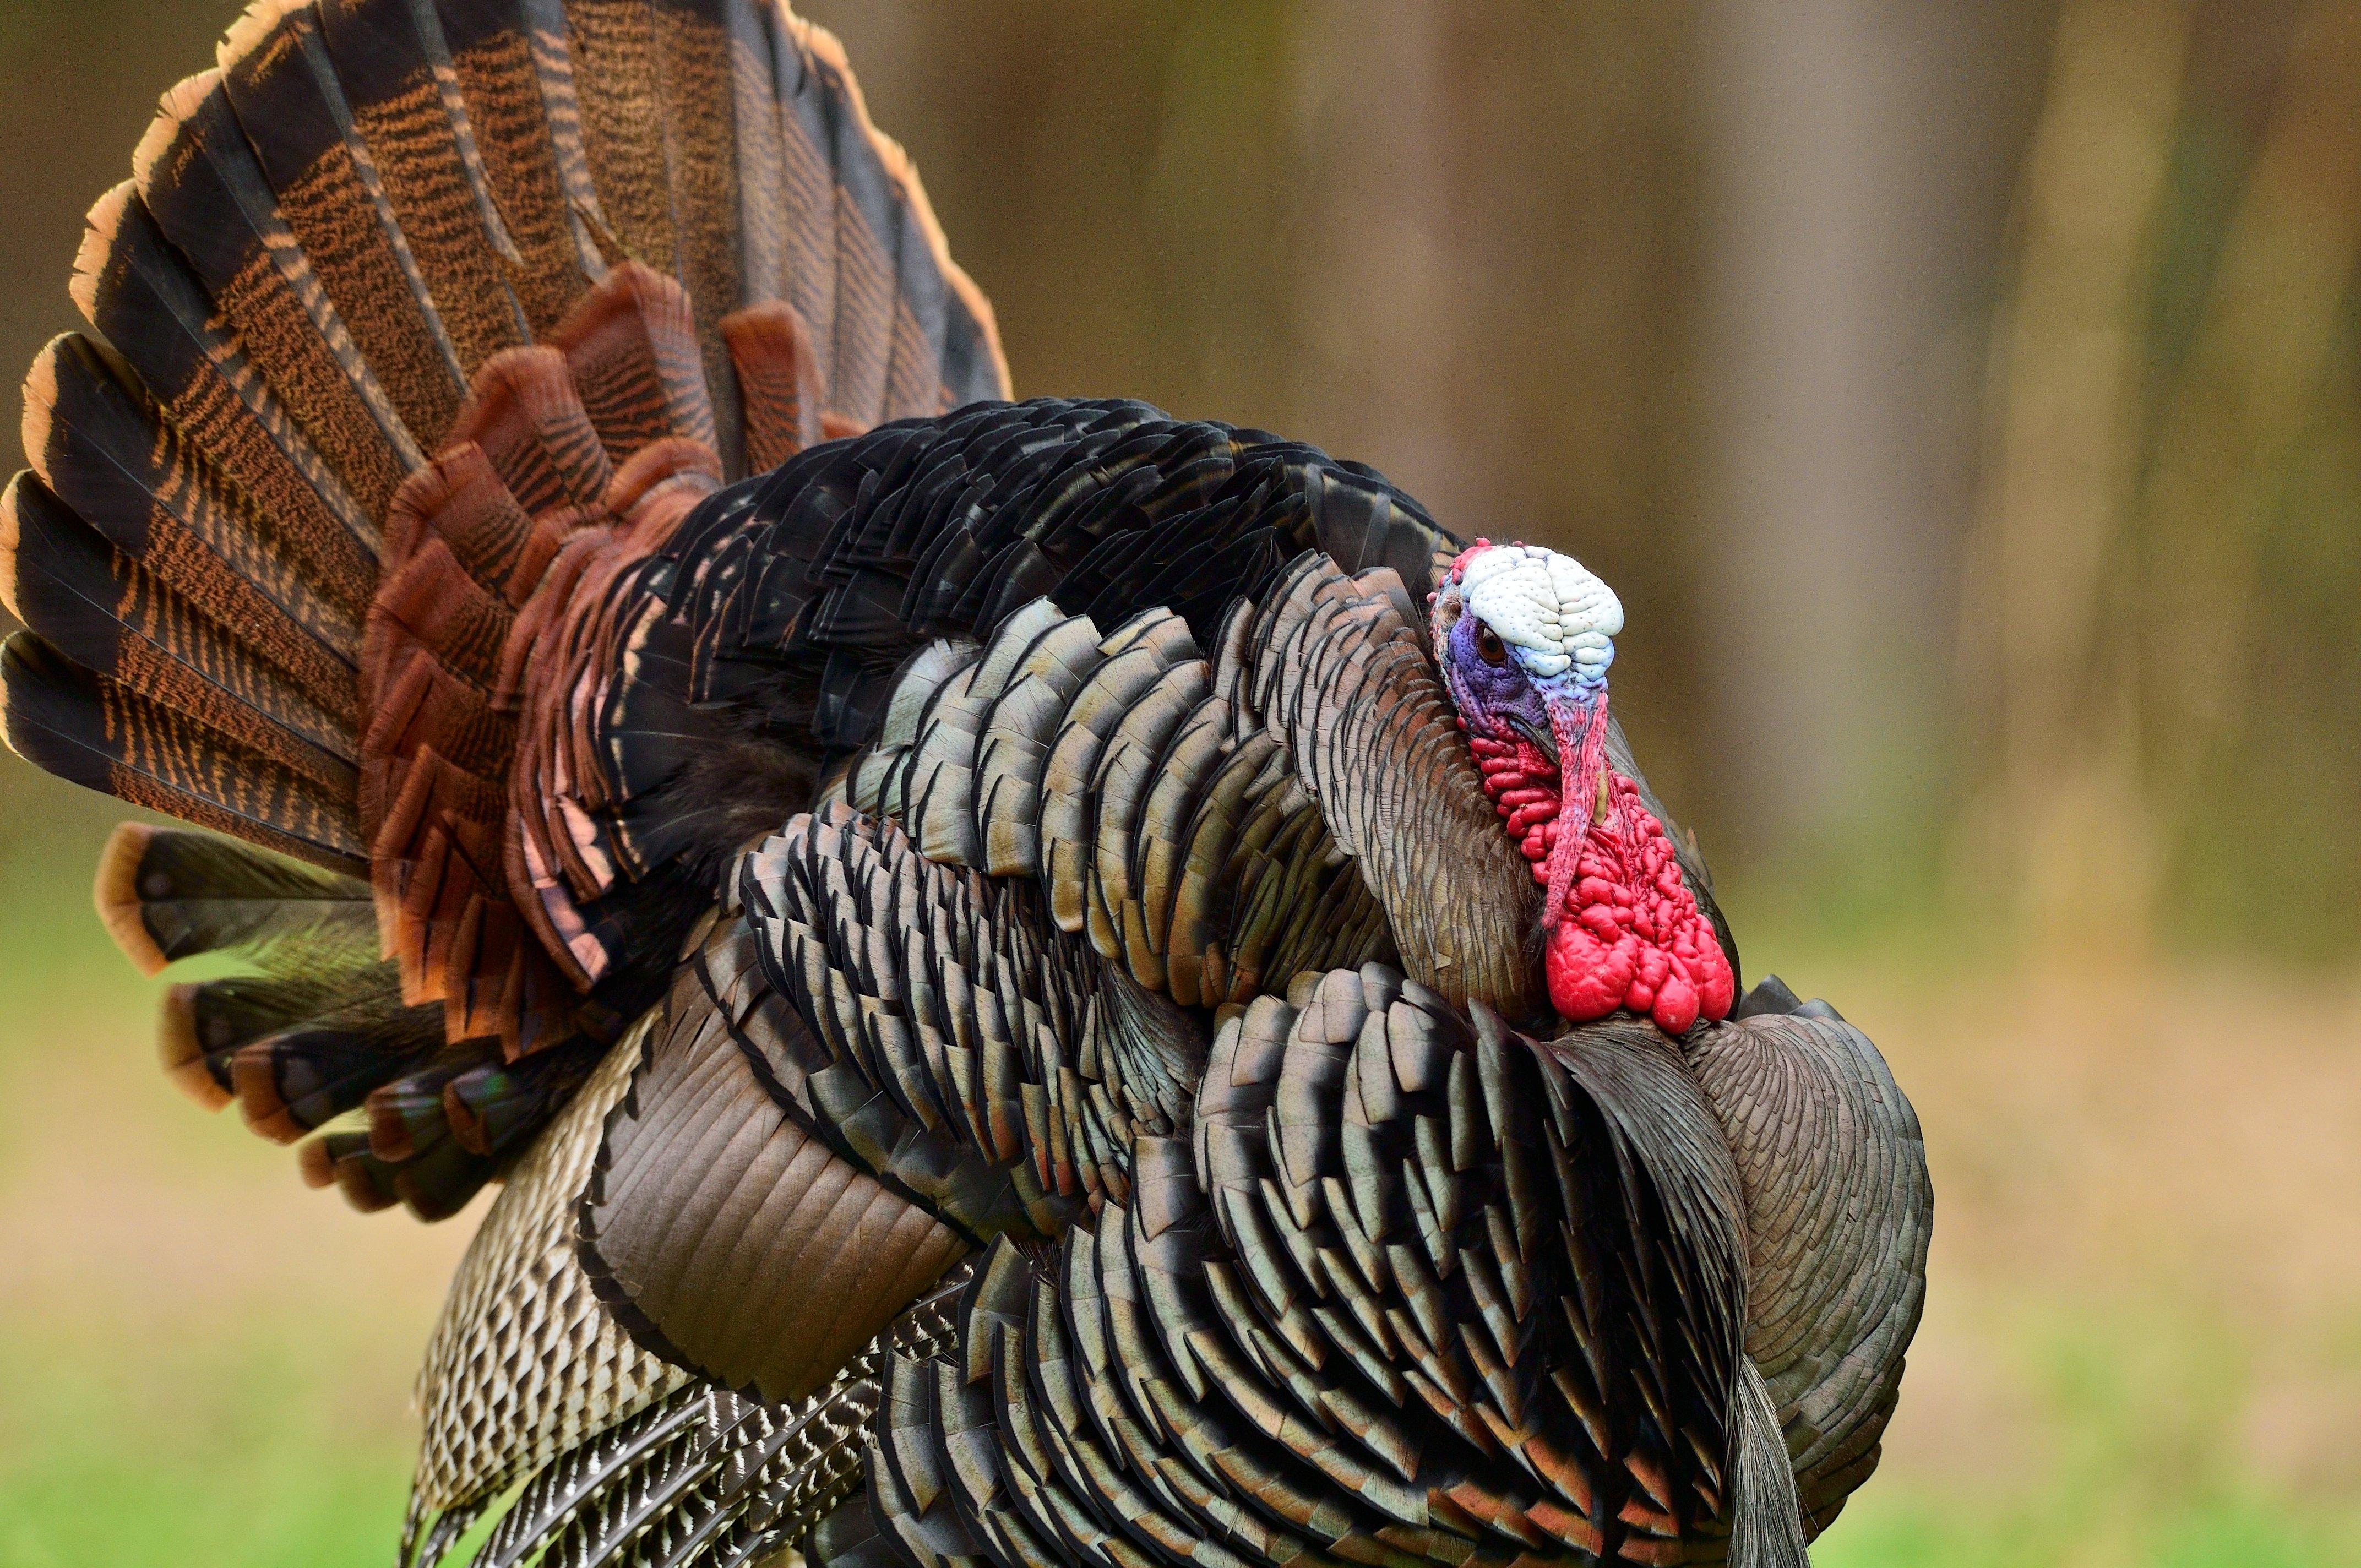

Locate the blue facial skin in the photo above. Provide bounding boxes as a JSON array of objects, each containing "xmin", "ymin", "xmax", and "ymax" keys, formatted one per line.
[
  {"xmin": 1441, "ymin": 613, "xmax": 1603, "ymax": 767},
  {"xmin": 1443, "ymin": 614, "xmax": 1551, "ymax": 739}
]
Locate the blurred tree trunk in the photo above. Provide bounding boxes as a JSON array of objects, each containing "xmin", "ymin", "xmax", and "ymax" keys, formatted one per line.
[
  {"xmin": 1967, "ymin": 0, "xmax": 2196, "ymax": 950},
  {"xmin": 2139, "ymin": 1, "xmax": 2361, "ymax": 826},
  {"xmin": 1967, "ymin": 0, "xmax": 2361, "ymax": 954},
  {"xmin": 1283, "ymin": 2, "xmax": 1461, "ymax": 502},
  {"xmin": 1696, "ymin": 0, "xmax": 2054, "ymax": 897}
]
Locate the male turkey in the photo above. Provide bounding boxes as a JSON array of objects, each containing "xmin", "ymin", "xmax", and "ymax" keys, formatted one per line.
[{"xmin": 0, "ymin": 5, "xmax": 1931, "ymax": 1567}]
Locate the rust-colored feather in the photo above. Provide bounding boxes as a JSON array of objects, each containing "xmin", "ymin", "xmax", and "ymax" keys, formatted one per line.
[
  {"xmin": 546, "ymin": 260, "xmax": 719, "ymax": 462},
  {"xmin": 721, "ymin": 297, "xmax": 826, "ymax": 469},
  {"xmin": 446, "ymin": 346, "xmax": 616, "ymax": 514}
]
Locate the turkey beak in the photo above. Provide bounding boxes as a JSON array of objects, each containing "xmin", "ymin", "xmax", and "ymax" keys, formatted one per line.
[{"xmin": 1542, "ymin": 685, "xmax": 1609, "ymax": 933}]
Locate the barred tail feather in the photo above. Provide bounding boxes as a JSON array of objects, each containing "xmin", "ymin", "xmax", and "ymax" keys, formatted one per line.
[
  {"xmin": 2, "ymin": 638, "xmax": 366, "ymax": 871},
  {"xmin": 89, "ymin": 823, "xmax": 576, "ymax": 1219},
  {"xmin": 1, "ymin": 472, "xmax": 355, "ymax": 791}
]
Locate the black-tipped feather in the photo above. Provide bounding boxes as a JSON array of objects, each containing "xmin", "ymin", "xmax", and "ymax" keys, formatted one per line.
[
  {"xmin": 2, "ymin": 634, "xmax": 365, "ymax": 873},
  {"xmin": 25, "ymin": 333, "xmax": 369, "ymax": 674},
  {"xmin": 2, "ymin": 471, "xmax": 357, "ymax": 782},
  {"xmin": 311, "ymin": 0, "xmax": 533, "ymax": 379},
  {"xmin": 130, "ymin": 66, "xmax": 425, "ymax": 508},
  {"xmin": 70, "ymin": 182, "xmax": 382, "ymax": 562}
]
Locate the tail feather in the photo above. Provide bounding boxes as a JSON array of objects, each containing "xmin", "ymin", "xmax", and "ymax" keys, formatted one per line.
[
  {"xmin": 216, "ymin": 1, "xmax": 476, "ymax": 443},
  {"xmin": 560, "ymin": 1, "xmax": 688, "ymax": 277},
  {"xmin": 24, "ymin": 334, "xmax": 368, "ymax": 682},
  {"xmin": 240, "ymin": 1013, "xmax": 450, "ymax": 1146},
  {"xmin": 72, "ymin": 182, "xmax": 382, "ymax": 562},
  {"xmin": 95, "ymin": 822, "xmax": 568, "ymax": 1219},
  {"xmin": 130, "ymin": 67, "xmax": 424, "ymax": 511},
  {"xmin": 10, "ymin": 0, "xmax": 1011, "ymax": 1217},
  {"xmin": 162, "ymin": 980, "xmax": 425, "ymax": 1119},
  {"xmin": 302, "ymin": 1124, "xmax": 494, "ymax": 1220},
  {"xmin": 362, "ymin": 650, "xmax": 512, "ymax": 812},
  {"xmin": 437, "ymin": 1044, "xmax": 599, "ymax": 1154},
  {"xmin": 546, "ymin": 260, "xmax": 720, "ymax": 466},
  {"xmin": 777, "ymin": 8, "xmax": 1005, "ymax": 417},
  {"xmin": 433, "ymin": 0, "xmax": 610, "ymax": 327},
  {"xmin": 720, "ymin": 300, "xmax": 824, "ymax": 470},
  {"xmin": 97, "ymin": 822, "xmax": 442, "ymax": 1140},
  {"xmin": 369, "ymin": 534, "xmax": 518, "ymax": 696},
  {"xmin": 558, "ymin": 0, "xmax": 759, "ymax": 475},
  {"xmin": 1, "ymin": 471, "xmax": 355, "ymax": 783},
  {"xmin": 2, "ymin": 636, "xmax": 366, "ymax": 872},
  {"xmin": 93, "ymin": 820, "xmax": 373, "ymax": 973},
  {"xmin": 308, "ymin": 0, "xmax": 537, "ymax": 377},
  {"xmin": 442, "ymin": 349, "xmax": 616, "ymax": 518}
]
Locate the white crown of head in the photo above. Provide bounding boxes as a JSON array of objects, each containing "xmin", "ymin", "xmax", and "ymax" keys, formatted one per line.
[{"xmin": 1452, "ymin": 542, "xmax": 1622, "ymax": 684}]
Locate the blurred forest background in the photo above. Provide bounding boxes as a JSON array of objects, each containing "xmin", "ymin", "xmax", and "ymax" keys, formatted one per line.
[{"xmin": 2, "ymin": 1, "xmax": 2359, "ymax": 1564}]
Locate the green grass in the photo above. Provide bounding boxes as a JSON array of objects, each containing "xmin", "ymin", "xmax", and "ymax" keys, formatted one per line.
[
  {"xmin": 1809, "ymin": 1303, "xmax": 2361, "ymax": 1567},
  {"xmin": 0, "ymin": 1320, "xmax": 415, "ymax": 1568},
  {"xmin": 1815, "ymin": 1490, "xmax": 2361, "ymax": 1568}
]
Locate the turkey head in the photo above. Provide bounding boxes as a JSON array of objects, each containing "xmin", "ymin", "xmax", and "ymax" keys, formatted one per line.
[{"xmin": 1431, "ymin": 541, "xmax": 1736, "ymax": 1033}]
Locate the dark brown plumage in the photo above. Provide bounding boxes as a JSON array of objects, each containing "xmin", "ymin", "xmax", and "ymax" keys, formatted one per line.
[
  {"xmin": 824, "ymin": 967, "xmax": 1792, "ymax": 1568},
  {"xmin": 0, "ymin": 6, "xmax": 1929, "ymax": 1566}
]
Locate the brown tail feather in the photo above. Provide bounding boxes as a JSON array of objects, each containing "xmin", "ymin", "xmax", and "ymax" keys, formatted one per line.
[
  {"xmin": 25, "ymin": 335, "xmax": 368, "ymax": 685},
  {"xmin": 73, "ymin": 182, "xmax": 383, "ymax": 563},
  {"xmin": 546, "ymin": 260, "xmax": 719, "ymax": 464},
  {"xmin": 10, "ymin": 0, "xmax": 1010, "ymax": 1217},
  {"xmin": 1, "ymin": 471, "xmax": 355, "ymax": 783},
  {"xmin": 444, "ymin": 349, "xmax": 616, "ymax": 515},
  {"xmin": 381, "ymin": 443, "xmax": 545, "ymax": 601},
  {"xmin": 309, "ymin": 0, "xmax": 536, "ymax": 378},
  {"xmin": 434, "ymin": 0, "xmax": 609, "ymax": 328},
  {"xmin": 4, "ymin": 636, "xmax": 365, "ymax": 872},
  {"xmin": 217, "ymin": 1, "xmax": 475, "ymax": 444},
  {"xmin": 556, "ymin": 0, "xmax": 755, "ymax": 472},
  {"xmin": 131, "ymin": 68, "xmax": 424, "ymax": 512}
]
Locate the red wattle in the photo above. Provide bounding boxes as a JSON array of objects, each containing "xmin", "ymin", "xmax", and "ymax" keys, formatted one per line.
[
  {"xmin": 1466, "ymin": 729, "xmax": 1560, "ymax": 865},
  {"xmin": 1546, "ymin": 775, "xmax": 1734, "ymax": 1032},
  {"xmin": 1472, "ymin": 726, "xmax": 1732, "ymax": 1035}
]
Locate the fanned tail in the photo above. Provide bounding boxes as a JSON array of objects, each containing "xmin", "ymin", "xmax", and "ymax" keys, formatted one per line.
[{"xmin": 4, "ymin": 0, "xmax": 1009, "ymax": 1218}]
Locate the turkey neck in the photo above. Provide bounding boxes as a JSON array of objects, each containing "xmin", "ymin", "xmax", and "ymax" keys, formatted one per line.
[{"xmin": 1468, "ymin": 710, "xmax": 1736, "ymax": 1035}]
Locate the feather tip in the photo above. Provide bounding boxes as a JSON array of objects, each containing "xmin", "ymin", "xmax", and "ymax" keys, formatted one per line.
[{"xmin": 94, "ymin": 822, "xmax": 171, "ymax": 976}]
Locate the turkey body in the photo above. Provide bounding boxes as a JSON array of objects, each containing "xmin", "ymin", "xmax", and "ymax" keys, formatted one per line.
[{"xmin": 0, "ymin": 5, "xmax": 1930, "ymax": 1567}]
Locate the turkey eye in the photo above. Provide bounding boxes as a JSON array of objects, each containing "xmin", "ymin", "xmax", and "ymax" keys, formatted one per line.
[{"xmin": 1475, "ymin": 623, "xmax": 1508, "ymax": 667}]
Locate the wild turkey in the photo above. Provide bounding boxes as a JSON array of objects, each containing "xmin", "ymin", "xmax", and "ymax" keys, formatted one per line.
[{"xmin": 0, "ymin": 5, "xmax": 1932, "ymax": 1567}]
